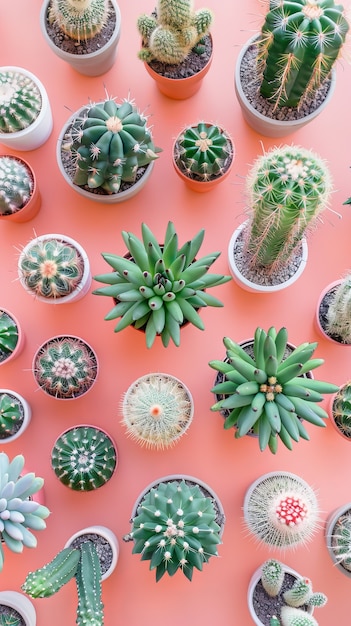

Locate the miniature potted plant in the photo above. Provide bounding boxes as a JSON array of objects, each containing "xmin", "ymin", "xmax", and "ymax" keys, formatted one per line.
[
  {"xmin": 121, "ymin": 372, "xmax": 194, "ymax": 448},
  {"xmin": 234, "ymin": 0, "xmax": 349, "ymax": 137},
  {"xmin": 18, "ymin": 234, "xmax": 91, "ymax": 304},
  {"xmin": 316, "ymin": 272, "xmax": 351, "ymax": 344},
  {"xmin": 0, "ymin": 389, "xmax": 31, "ymax": 443},
  {"xmin": 123, "ymin": 475, "xmax": 225, "ymax": 580},
  {"xmin": 137, "ymin": 0, "xmax": 213, "ymax": 99},
  {"xmin": 0, "ymin": 67, "xmax": 53, "ymax": 151},
  {"xmin": 40, "ymin": 0, "xmax": 122, "ymax": 76},
  {"xmin": 0, "ymin": 308, "xmax": 24, "ymax": 366},
  {"xmin": 172, "ymin": 121, "xmax": 235, "ymax": 192},
  {"xmin": 57, "ymin": 94, "xmax": 162, "ymax": 204},
  {"xmin": 228, "ymin": 145, "xmax": 332, "ymax": 292},
  {"xmin": 209, "ymin": 326, "xmax": 339, "ymax": 454},
  {"xmin": 0, "ymin": 452, "xmax": 50, "ymax": 572},
  {"xmin": 32, "ymin": 335, "xmax": 98, "ymax": 399},
  {"xmin": 22, "ymin": 526, "xmax": 119, "ymax": 624},
  {"xmin": 329, "ymin": 380, "xmax": 351, "ymax": 440},
  {"xmin": 93, "ymin": 221, "xmax": 231, "ymax": 347},
  {"xmin": 0, "ymin": 156, "xmax": 40, "ymax": 222},
  {"xmin": 51, "ymin": 425, "xmax": 117, "ymax": 490},
  {"xmin": 243, "ymin": 471, "xmax": 320, "ymax": 550},
  {"xmin": 325, "ymin": 503, "xmax": 351, "ymax": 577},
  {"xmin": 0, "ymin": 591, "xmax": 36, "ymax": 626},
  {"xmin": 248, "ymin": 558, "xmax": 327, "ymax": 626}
]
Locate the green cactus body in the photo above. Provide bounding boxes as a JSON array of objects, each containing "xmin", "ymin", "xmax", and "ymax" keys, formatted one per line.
[
  {"xmin": 258, "ymin": 0, "xmax": 349, "ymax": 109},
  {"xmin": 283, "ymin": 577, "xmax": 312, "ymax": 607},
  {"xmin": 93, "ymin": 221, "xmax": 231, "ymax": 348},
  {"xmin": 174, "ymin": 123, "xmax": 233, "ymax": 182},
  {"xmin": 332, "ymin": 382, "xmax": 351, "ymax": 436},
  {"xmin": 0, "ymin": 70, "xmax": 42, "ymax": 133},
  {"xmin": 33, "ymin": 336, "xmax": 98, "ymax": 399},
  {"xmin": 0, "ymin": 157, "xmax": 33, "ymax": 215},
  {"xmin": 67, "ymin": 98, "xmax": 161, "ymax": 194},
  {"xmin": 48, "ymin": 0, "xmax": 110, "ymax": 42},
  {"xmin": 22, "ymin": 547, "xmax": 80, "ymax": 597},
  {"xmin": 330, "ymin": 514, "xmax": 351, "ymax": 571},
  {"xmin": 0, "ymin": 392, "xmax": 22, "ymax": 436},
  {"xmin": 51, "ymin": 426, "xmax": 117, "ymax": 491},
  {"xmin": 0, "ymin": 311, "xmax": 18, "ymax": 357},
  {"xmin": 137, "ymin": 0, "xmax": 213, "ymax": 64},
  {"xmin": 280, "ymin": 606, "xmax": 318, "ymax": 626},
  {"xmin": 245, "ymin": 146, "xmax": 332, "ymax": 270},
  {"xmin": 261, "ymin": 559, "xmax": 285, "ymax": 597},
  {"xmin": 19, "ymin": 238, "xmax": 85, "ymax": 299},
  {"xmin": 75, "ymin": 541, "xmax": 104, "ymax": 626},
  {"xmin": 307, "ymin": 592, "xmax": 327, "ymax": 607},
  {"xmin": 326, "ymin": 275, "xmax": 351, "ymax": 343},
  {"xmin": 0, "ymin": 615, "xmax": 21, "ymax": 626},
  {"xmin": 129, "ymin": 479, "xmax": 222, "ymax": 581}
]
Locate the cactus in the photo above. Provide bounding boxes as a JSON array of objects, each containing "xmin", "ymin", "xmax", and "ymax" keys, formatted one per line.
[
  {"xmin": 0, "ymin": 392, "xmax": 23, "ymax": 437},
  {"xmin": 137, "ymin": 0, "xmax": 213, "ymax": 64},
  {"xmin": 270, "ymin": 618, "xmax": 281, "ymax": 626},
  {"xmin": 18, "ymin": 237, "xmax": 85, "ymax": 300},
  {"xmin": 125, "ymin": 479, "xmax": 222, "ymax": 581},
  {"xmin": 257, "ymin": 0, "xmax": 349, "ymax": 109},
  {"xmin": 280, "ymin": 606, "xmax": 318, "ymax": 626},
  {"xmin": 48, "ymin": 0, "xmax": 110, "ymax": 42},
  {"xmin": 283, "ymin": 577, "xmax": 312, "ymax": 607},
  {"xmin": 244, "ymin": 472, "xmax": 319, "ymax": 549},
  {"xmin": 0, "ymin": 616, "xmax": 21, "ymax": 626},
  {"xmin": 0, "ymin": 311, "xmax": 19, "ymax": 359},
  {"xmin": 0, "ymin": 452, "xmax": 50, "ymax": 571},
  {"xmin": 122, "ymin": 373, "xmax": 193, "ymax": 448},
  {"xmin": 64, "ymin": 97, "xmax": 161, "ymax": 195},
  {"xmin": 93, "ymin": 221, "xmax": 231, "ymax": 348},
  {"xmin": 325, "ymin": 273, "xmax": 351, "ymax": 343},
  {"xmin": 331, "ymin": 381, "xmax": 351, "ymax": 437},
  {"xmin": 329, "ymin": 513, "xmax": 351, "ymax": 572},
  {"xmin": 261, "ymin": 559, "xmax": 285, "ymax": 597},
  {"xmin": 209, "ymin": 326, "xmax": 338, "ymax": 453},
  {"xmin": 307, "ymin": 592, "xmax": 327, "ymax": 607},
  {"xmin": 51, "ymin": 425, "xmax": 117, "ymax": 491},
  {"xmin": 174, "ymin": 122, "xmax": 233, "ymax": 182},
  {"xmin": 33, "ymin": 336, "xmax": 98, "ymax": 399},
  {"xmin": 22, "ymin": 547, "xmax": 81, "ymax": 597},
  {"xmin": 0, "ymin": 69, "xmax": 42, "ymax": 133},
  {"xmin": 0, "ymin": 157, "xmax": 33, "ymax": 216},
  {"xmin": 245, "ymin": 145, "xmax": 332, "ymax": 271}
]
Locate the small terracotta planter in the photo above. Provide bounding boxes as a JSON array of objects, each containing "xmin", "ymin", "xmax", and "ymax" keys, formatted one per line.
[
  {"xmin": 0, "ymin": 308, "xmax": 25, "ymax": 366},
  {"xmin": 0, "ymin": 156, "xmax": 41, "ymax": 223},
  {"xmin": 64, "ymin": 525, "xmax": 119, "ymax": 580},
  {"xmin": 0, "ymin": 591, "xmax": 36, "ymax": 626}
]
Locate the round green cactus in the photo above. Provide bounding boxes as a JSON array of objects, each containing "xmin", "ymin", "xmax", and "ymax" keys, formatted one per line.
[
  {"xmin": 329, "ymin": 513, "xmax": 351, "ymax": 572},
  {"xmin": 280, "ymin": 606, "xmax": 318, "ymax": 626},
  {"xmin": 0, "ymin": 69, "xmax": 42, "ymax": 133},
  {"xmin": 332, "ymin": 381, "xmax": 351, "ymax": 437},
  {"xmin": 0, "ymin": 310, "xmax": 19, "ymax": 360},
  {"xmin": 174, "ymin": 122, "xmax": 233, "ymax": 182},
  {"xmin": 0, "ymin": 156, "xmax": 33, "ymax": 215},
  {"xmin": 0, "ymin": 392, "xmax": 23, "ymax": 438},
  {"xmin": 48, "ymin": 0, "xmax": 110, "ymax": 41}
]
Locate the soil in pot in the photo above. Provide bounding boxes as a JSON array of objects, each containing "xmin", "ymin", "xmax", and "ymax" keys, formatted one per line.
[
  {"xmin": 252, "ymin": 573, "xmax": 310, "ymax": 626},
  {"xmin": 317, "ymin": 285, "xmax": 348, "ymax": 344},
  {"xmin": 144, "ymin": 32, "xmax": 212, "ymax": 79},
  {"xmin": 0, "ymin": 604, "xmax": 26, "ymax": 626},
  {"xmin": 69, "ymin": 532, "xmax": 113, "ymax": 577}
]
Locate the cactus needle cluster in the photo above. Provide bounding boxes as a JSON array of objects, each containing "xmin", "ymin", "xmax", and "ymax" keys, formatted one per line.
[
  {"xmin": 174, "ymin": 122, "xmax": 233, "ymax": 182},
  {"xmin": 0, "ymin": 157, "xmax": 33, "ymax": 216},
  {"xmin": 0, "ymin": 69, "xmax": 42, "ymax": 133},
  {"xmin": 48, "ymin": 0, "xmax": 110, "ymax": 42}
]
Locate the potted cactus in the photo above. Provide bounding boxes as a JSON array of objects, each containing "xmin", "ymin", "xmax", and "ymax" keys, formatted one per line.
[
  {"xmin": 40, "ymin": 0, "xmax": 122, "ymax": 76},
  {"xmin": 234, "ymin": 0, "xmax": 349, "ymax": 137},
  {"xmin": 172, "ymin": 121, "xmax": 235, "ymax": 192},
  {"xmin": 18, "ymin": 234, "xmax": 91, "ymax": 304},
  {"xmin": 0, "ymin": 67, "xmax": 53, "ymax": 151},
  {"xmin": 32, "ymin": 335, "xmax": 98, "ymax": 399},
  {"xmin": 123, "ymin": 475, "xmax": 225, "ymax": 580},
  {"xmin": 93, "ymin": 221, "xmax": 231, "ymax": 347},
  {"xmin": 316, "ymin": 273, "xmax": 351, "ymax": 344},
  {"xmin": 51, "ymin": 425, "xmax": 117, "ymax": 491},
  {"xmin": 329, "ymin": 380, "xmax": 351, "ymax": 440},
  {"xmin": 0, "ymin": 591, "xmax": 36, "ymax": 626},
  {"xmin": 0, "ymin": 308, "xmax": 24, "ymax": 366},
  {"xmin": 0, "ymin": 156, "xmax": 41, "ymax": 223},
  {"xmin": 248, "ymin": 558, "xmax": 327, "ymax": 626},
  {"xmin": 22, "ymin": 526, "xmax": 119, "ymax": 624},
  {"xmin": 209, "ymin": 326, "xmax": 338, "ymax": 454},
  {"xmin": 57, "ymin": 95, "xmax": 161, "ymax": 203},
  {"xmin": 228, "ymin": 145, "xmax": 332, "ymax": 293},
  {"xmin": 325, "ymin": 503, "xmax": 351, "ymax": 577},
  {"xmin": 0, "ymin": 452, "xmax": 50, "ymax": 572},
  {"xmin": 137, "ymin": 0, "xmax": 213, "ymax": 99},
  {"xmin": 122, "ymin": 372, "xmax": 194, "ymax": 448},
  {"xmin": 0, "ymin": 389, "xmax": 31, "ymax": 443}
]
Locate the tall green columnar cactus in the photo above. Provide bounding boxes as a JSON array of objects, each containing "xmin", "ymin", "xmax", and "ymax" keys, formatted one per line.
[
  {"xmin": 0, "ymin": 157, "xmax": 33, "ymax": 215},
  {"xmin": 258, "ymin": 0, "xmax": 349, "ymax": 109},
  {"xmin": 174, "ymin": 123, "xmax": 233, "ymax": 181},
  {"xmin": 245, "ymin": 145, "xmax": 332, "ymax": 270},
  {"xmin": 66, "ymin": 97, "xmax": 161, "ymax": 194},
  {"xmin": 137, "ymin": 0, "xmax": 213, "ymax": 64},
  {"xmin": 261, "ymin": 559, "xmax": 284, "ymax": 597},
  {"xmin": 22, "ymin": 547, "xmax": 81, "ymax": 597},
  {"xmin": 326, "ymin": 273, "xmax": 351, "ymax": 343},
  {"xmin": 48, "ymin": 0, "xmax": 110, "ymax": 42},
  {"xmin": 0, "ymin": 70, "xmax": 41, "ymax": 133},
  {"xmin": 0, "ymin": 311, "xmax": 18, "ymax": 357}
]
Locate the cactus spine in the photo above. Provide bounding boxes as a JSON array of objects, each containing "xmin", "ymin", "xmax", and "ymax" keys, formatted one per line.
[
  {"xmin": 326, "ymin": 273, "xmax": 351, "ymax": 343},
  {"xmin": 0, "ymin": 311, "xmax": 18, "ymax": 359},
  {"xmin": 258, "ymin": 0, "xmax": 349, "ymax": 109},
  {"xmin": 174, "ymin": 123, "xmax": 233, "ymax": 182},
  {"xmin": 48, "ymin": 0, "xmax": 110, "ymax": 42},
  {"xmin": 0, "ymin": 70, "xmax": 42, "ymax": 133},
  {"xmin": 75, "ymin": 541, "xmax": 104, "ymax": 626},
  {"xmin": 0, "ymin": 157, "xmax": 33, "ymax": 215}
]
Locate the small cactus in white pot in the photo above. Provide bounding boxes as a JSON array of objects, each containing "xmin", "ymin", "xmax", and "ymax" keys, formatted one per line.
[
  {"xmin": 0, "ymin": 156, "xmax": 40, "ymax": 222},
  {"xmin": 0, "ymin": 390, "xmax": 31, "ymax": 443},
  {"xmin": 0, "ymin": 308, "xmax": 24, "ymax": 366},
  {"xmin": 316, "ymin": 272, "xmax": 351, "ymax": 344}
]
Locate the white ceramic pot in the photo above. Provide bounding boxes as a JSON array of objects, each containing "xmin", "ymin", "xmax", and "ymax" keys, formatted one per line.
[
  {"xmin": 315, "ymin": 280, "xmax": 351, "ymax": 345},
  {"xmin": 0, "ymin": 66, "xmax": 53, "ymax": 151},
  {"xmin": 64, "ymin": 525, "xmax": 119, "ymax": 580},
  {"xmin": 0, "ymin": 591, "xmax": 36, "ymax": 626},
  {"xmin": 0, "ymin": 308, "xmax": 25, "ymax": 367},
  {"xmin": 0, "ymin": 389, "xmax": 31, "ymax": 443},
  {"xmin": 325, "ymin": 503, "xmax": 351, "ymax": 578}
]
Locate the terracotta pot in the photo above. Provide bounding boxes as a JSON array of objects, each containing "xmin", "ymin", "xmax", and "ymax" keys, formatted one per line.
[
  {"xmin": 325, "ymin": 503, "xmax": 351, "ymax": 578},
  {"xmin": 315, "ymin": 280, "xmax": 351, "ymax": 345},
  {"xmin": 40, "ymin": 0, "xmax": 122, "ymax": 76},
  {"xmin": 0, "ymin": 308, "xmax": 25, "ymax": 367},
  {"xmin": 0, "ymin": 389, "xmax": 31, "ymax": 443},
  {"xmin": 0, "ymin": 591, "xmax": 36, "ymax": 626},
  {"xmin": 234, "ymin": 34, "xmax": 336, "ymax": 138},
  {"xmin": 64, "ymin": 525, "xmax": 119, "ymax": 580},
  {"xmin": 0, "ymin": 156, "xmax": 41, "ymax": 223}
]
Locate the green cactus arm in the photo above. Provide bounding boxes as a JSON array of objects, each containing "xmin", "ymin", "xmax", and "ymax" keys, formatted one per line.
[
  {"xmin": 75, "ymin": 541, "xmax": 104, "ymax": 626},
  {"xmin": 21, "ymin": 547, "xmax": 80, "ymax": 597}
]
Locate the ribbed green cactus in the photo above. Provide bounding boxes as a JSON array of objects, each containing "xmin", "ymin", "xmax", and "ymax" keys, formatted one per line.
[
  {"xmin": 332, "ymin": 381, "xmax": 351, "ymax": 437},
  {"xmin": 0, "ymin": 157, "xmax": 33, "ymax": 216},
  {"xmin": 33, "ymin": 336, "xmax": 98, "ymax": 399},
  {"xmin": 51, "ymin": 425, "xmax": 117, "ymax": 491},
  {"xmin": 93, "ymin": 221, "xmax": 231, "ymax": 348},
  {"xmin": 283, "ymin": 577, "xmax": 312, "ymax": 607},
  {"xmin": 258, "ymin": 0, "xmax": 349, "ymax": 109},
  {"xmin": 65, "ymin": 97, "xmax": 161, "ymax": 194},
  {"xmin": 126, "ymin": 479, "xmax": 222, "ymax": 581},
  {"xmin": 261, "ymin": 559, "xmax": 284, "ymax": 597},
  {"xmin": 0, "ymin": 311, "xmax": 19, "ymax": 359},
  {"xmin": 48, "ymin": 0, "xmax": 110, "ymax": 42},
  {"xmin": 174, "ymin": 123, "xmax": 233, "ymax": 182},
  {"xmin": 0, "ymin": 392, "xmax": 23, "ymax": 437},
  {"xmin": 326, "ymin": 273, "xmax": 351, "ymax": 343},
  {"xmin": 0, "ymin": 452, "xmax": 50, "ymax": 571},
  {"xmin": 0, "ymin": 70, "xmax": 42, "ymax": 133},
  {"xmin": 19, "ymin": 237, "xmax": 85, "ymax": 300},
  {"xmin": 22, "ymin": 547, "xmax": 81, "ymax": 597},
  {"xmin": 329, "ymin": 513, "xmax": 351, "ymax": 571},
  {"xmin": 0, "ymin": 615, "xmax": 21, "ymax": 626},
  {"xmin": 280, "ymin": 606, "xmax": 318, "ymax": 626},
  {"xmin": 137, "ymin": 0, "xmax": 213, "ymax": 64},
  {"xmin": 245, "ymin": 145, "xmax": 332, "ymax": 270}
]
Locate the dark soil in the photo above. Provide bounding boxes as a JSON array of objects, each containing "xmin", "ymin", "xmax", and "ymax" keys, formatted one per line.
[
  {"xmin": 145, "ymin": 34, "xmax": 212, "ymax": 79},
  {"xmin": 44, "ymin": 0, "xmax": 117, "ymax": 55},
  {"xmin": 69, "ymin": 532, "xmax": 113, "ymax": 576},
  {"xmin": 252, "ymin": 573, "xmax": 310, "ymax": 625},
  {"xmin": 318, "ymin": 286, "xmax": 348, "ymax": 344},
  {"xmin": 0, "ymin": 392, "xmax": 25, "ymax": 439},
  {"xmin": 0, "ymin": 604, "xmax": 25, "ymax": 626}
]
